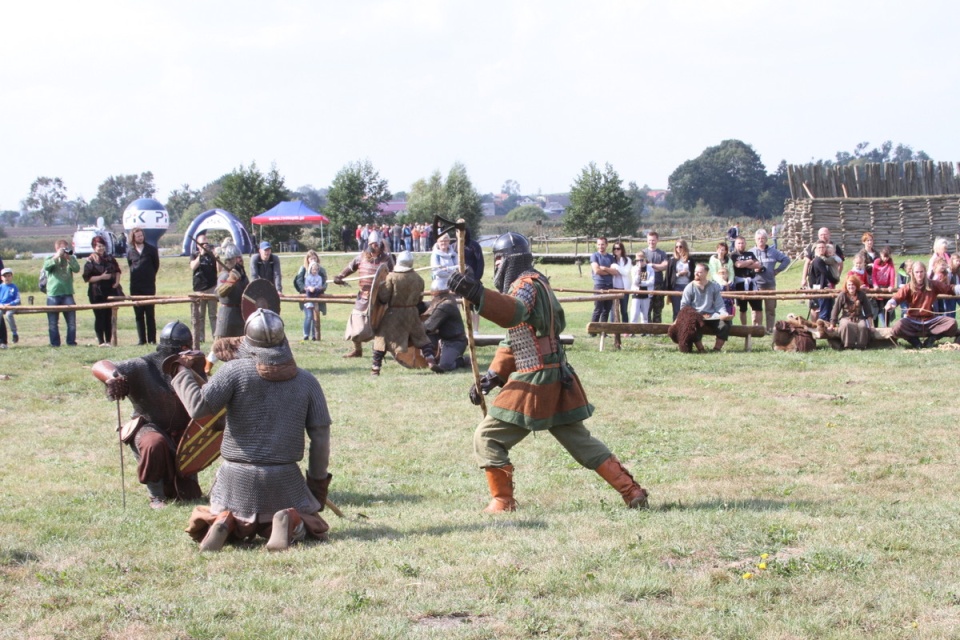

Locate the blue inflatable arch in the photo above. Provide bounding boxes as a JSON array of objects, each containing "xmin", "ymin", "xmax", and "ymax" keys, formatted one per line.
[{"xmin": 180, "ymin": 209, "xmax": 255, "ymax": 256}]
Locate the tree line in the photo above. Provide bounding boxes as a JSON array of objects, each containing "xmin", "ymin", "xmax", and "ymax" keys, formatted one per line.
[{"xmin": 4, "ymin": 139, "xmax": 931, "ymax": 247}]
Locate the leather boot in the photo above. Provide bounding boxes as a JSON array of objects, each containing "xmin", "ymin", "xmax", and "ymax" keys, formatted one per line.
[
  {"xmin": 713, "ymin": 338, "xmax": 726, "ymax": 352},
  {"xmin": 266, "ymin": 508, "xmax": 305, "ymax": 551},
  {"xmin": 146, "ymin": 481, "xmax": 167, "ymax": 510},
  {"xmin": 482, "ymin": 465, "xmax": 517, "ymax": 513},
  {"xmin": 342, "ymin": 342, "xmax": 363, "ymax": 358},
  {"xmin": 199, "ymin": 511, "xmax": 235, "ymax": 552},
  {"xmin": 595, "ymin": 455, "xmax": 649, "ymax": 509}
]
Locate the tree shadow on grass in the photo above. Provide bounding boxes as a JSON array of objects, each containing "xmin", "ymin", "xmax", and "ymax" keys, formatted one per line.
[
  {"xmin": 329, "ymin": 518, "xmax": 550, "ymax": 543},
  {"xmin": 0, "ymin": 549, "xmax": 40, "ymax": 566},
  {"xmin": 331, "ymin": 491, "xmax": 424, "ymax": 507},
  {"xmin": 655, "ymin": 498, "xmax": 820, "ymax": 512}
]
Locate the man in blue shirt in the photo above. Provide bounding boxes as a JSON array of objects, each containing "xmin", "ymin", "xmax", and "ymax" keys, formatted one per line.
[{"xmin": 590, "ymin": 237, "xmax": 617, "ymax": 323}]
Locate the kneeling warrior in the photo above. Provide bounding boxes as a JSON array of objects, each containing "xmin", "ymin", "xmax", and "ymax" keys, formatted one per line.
[
  {"xmin": 91, "ymin": 321, "xmax": 202, "ymax": 509},
  {"xmin": 449, "ymin": 232, "xmax": 650, "ymax": 512},
  {"xmin": 170, "ymin": 309, "xmax": 333, "ymax": 552}
]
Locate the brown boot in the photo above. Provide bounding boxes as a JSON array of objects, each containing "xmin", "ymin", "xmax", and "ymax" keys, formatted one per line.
[
  {"xmin": 342, "ymin": 343, "xmax": 363, "ymax": 358},
  {"xmin": 199, "ymin": 511, "xmax": 235, "ymax": 552},
  {"xmin": 266, "ymin": 508, "xmax": 305, "ymax": 551},
  {"xmin": 482, "ymin": 465, "xmax": 517, "ymax": 513},
  {"xmin": 713, "ymin": 338, "xmax": 726, "ymax": 352},
  {"xmin": 595, "ymin": 455, "xmax": 649, "ymax": 509}
]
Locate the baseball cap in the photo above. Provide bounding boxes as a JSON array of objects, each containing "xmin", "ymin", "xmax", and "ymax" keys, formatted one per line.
[
  {"xmin": 0, "ymin": 268, "xmax": 11, "ymax": 276},
  {"xmin": 259, "ymin": 241, "xmax": 272, "ymax": 250}
]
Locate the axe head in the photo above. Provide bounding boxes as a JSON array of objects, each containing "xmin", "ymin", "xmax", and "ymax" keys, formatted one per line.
[{"xmin": 432, "ymin": 215, "xmax": 466, "ymax": 244}]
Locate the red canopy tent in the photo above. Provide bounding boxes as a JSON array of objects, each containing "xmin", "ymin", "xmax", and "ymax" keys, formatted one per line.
[{"xmin": 251, "ymin": 201, "xmax": 330, "ymax": 249}]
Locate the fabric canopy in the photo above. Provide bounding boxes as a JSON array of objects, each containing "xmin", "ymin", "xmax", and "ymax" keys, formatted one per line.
[{"xmin": 251, "ymin": 201, "xmax": 329, "ymax": 226}]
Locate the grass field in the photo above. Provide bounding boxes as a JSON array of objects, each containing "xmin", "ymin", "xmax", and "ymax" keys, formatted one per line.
[{"xmin": 2, "ymin": 251, "xmax": 959, "ymax": 639}]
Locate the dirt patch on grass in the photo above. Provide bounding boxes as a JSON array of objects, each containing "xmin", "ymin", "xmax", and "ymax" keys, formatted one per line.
[{"xmin": 414, "ymin": 611, "xmax": 485, "ymax": 629}]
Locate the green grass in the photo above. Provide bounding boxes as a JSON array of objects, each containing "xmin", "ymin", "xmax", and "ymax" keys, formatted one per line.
[{"xmin": 1, "ymin": 251, "xmax": 958, "ymax": 638}]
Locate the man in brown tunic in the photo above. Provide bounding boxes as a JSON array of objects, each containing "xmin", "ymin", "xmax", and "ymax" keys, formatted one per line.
[{"xmin": 371, "ymin": 251, "xmax": 437, "ymax": 375}]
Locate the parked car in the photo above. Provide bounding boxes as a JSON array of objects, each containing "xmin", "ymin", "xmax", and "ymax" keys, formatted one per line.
[{"xmin": 72, "ymin": 226, "xmax": 126, "ymax": 258}]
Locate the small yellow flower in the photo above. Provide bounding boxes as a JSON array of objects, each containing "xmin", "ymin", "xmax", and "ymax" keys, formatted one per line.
[
  {"xmin": 760, "ymin": 553, "xmax": 769, "ymax": 560},
  {"xmin": 742, "ymin": 572, "xmax": 753, "ymax": 580},
  {"xmin": 758, "ymin": 562, "xmax": 767, "ymax": 570}
]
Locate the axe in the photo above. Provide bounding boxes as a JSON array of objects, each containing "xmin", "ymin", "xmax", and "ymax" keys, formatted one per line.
[{"xmin": 434, "ymin": 215, "xmax": 486, "ymax": 415}]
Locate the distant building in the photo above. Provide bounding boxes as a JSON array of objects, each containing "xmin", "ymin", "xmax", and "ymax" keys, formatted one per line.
[
  {"xmin": 646, "ymin": 190, "xmax": 669, "ymax": 207},
  {"xmin": 543, "ymin": 201, "xmax": 565, "ymax": 215},
  {"xmin": 378, "ymin": 200, "xmax": 408, "ymax": 216},
  {"xmin": 481, "ymin": 202, "xmax": 496, "ymax": 217}
]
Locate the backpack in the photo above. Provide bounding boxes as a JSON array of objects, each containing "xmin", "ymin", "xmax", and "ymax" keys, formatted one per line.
[{"xmin": 38, "ymin": 268, "xmax": 47, "ymax": 294}]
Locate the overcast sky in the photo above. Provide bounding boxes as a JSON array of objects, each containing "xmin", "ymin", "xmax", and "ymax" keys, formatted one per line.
[{"xmin": 2, "ymin": 0, "xmax": 957, "ymax": 212}]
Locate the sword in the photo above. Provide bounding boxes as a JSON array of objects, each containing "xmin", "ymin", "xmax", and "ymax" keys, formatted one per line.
[
  {"xmin": 115, "ymin": 396, "xmax": 126, "ymax": 510},
  {"xmin": 325, "ymin": 498, "xmax": 345, "ymax": 518}
]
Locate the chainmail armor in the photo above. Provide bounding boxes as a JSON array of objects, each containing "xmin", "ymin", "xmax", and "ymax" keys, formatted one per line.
[
  {"xmin": 508, "ymin": 324, "xmax": 542, "ymax": 372},
  {"xmin": 115, "ymin": 351, "xmax": 190, "ymax": 435},
  {"xmin": 198, "ymin": 346, "xmax": 330, "ymax": 517}
]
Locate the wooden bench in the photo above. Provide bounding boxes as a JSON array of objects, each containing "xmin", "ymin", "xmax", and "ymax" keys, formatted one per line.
[{"xmin": 585, "ymin": 322, "xmax": 766, "ymax": 351}]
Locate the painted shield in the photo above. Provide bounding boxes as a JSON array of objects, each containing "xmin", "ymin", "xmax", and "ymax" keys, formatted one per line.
[
  {"xmin": 241, "ymin": 278, "xmax": 282, "ymax": 320},
  {"xmin": 176, "ymin": 407, "xmax": 227, "ymax": 475},
  {"xmin": 368, "ymin": 264, "xmax": 390, "ymax": 330},
  {"xmin": 394, "ymin": 345, "xmax": 430, "ymax": 369}
]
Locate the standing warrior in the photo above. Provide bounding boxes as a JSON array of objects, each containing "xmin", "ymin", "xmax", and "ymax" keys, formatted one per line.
[
  {"xmin": 333, "ymin": 230, "xmax": 394, "ymax": 358},
  {"xmin": 170, "ymin": 309, "xmax": 333, "ymax": 552},
  {"xmin": 448, "ymin": 232, "xmax": 650, "ymax": 513},
  {"xmin": 371, "ymin": 250, "xmax": 438, "ymax": 376},
  {"xmin": 91, "ymin": 321, "xmax": 202, "ymax": 509},
  {"xmin": 214, "ymin": 242, "xmax": 250, "ymax": 340}
]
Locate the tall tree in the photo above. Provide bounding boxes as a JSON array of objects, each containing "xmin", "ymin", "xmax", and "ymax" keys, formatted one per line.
[
  {"xmin": 324, "ymin": 160, "xmax": 392, "ymax": 249},
  {"xmin": 407, "ymin": 171, "xmax": 446, "ymax": 221},
  {"xmin": 406, "ymin": 162, "xmax": 483, "ymax": 238},
  {"xmin": 563, "ymin": 162, "xmax": 635, "ymax": 238},
  {"xmin": 23, "ymin": 176, "xmax": 68, "ymax": 226},
  {"xmin": 831, "ymin": 140, "xmax": 930, "ymax": 166},
  {"xmin": 756, "ymin": 160, "xmax": 791, "ymax": 219},
  {"xmin": 294, "ymin": 185, "xmax": 328, "ymax": 213},
  {"xmin": 88, "ymin": 172, "xmax": 156, "ymax": 224},
  {"xmin": 668, "ymin": 140, "xmax": 766, "ymax": 217},
  {"xmin": 165, "ymin": 184, "xmax": 204, "ymax": 224},
  {"xmin": 213, "ymin": 163, "xmax": 290, "ymax": 229},
  {"xmin": 0, "ymin": 210, "xmax": 20, "ymax": 227},
  {"xmin": 626, "ymin": 181, "xmax": 646, "ymax": 221}
]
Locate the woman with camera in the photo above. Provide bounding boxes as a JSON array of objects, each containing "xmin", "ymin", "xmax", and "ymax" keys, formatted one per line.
[{"xmin": 83, "ymin": 235, "xmax": 123, "ymax": 347}]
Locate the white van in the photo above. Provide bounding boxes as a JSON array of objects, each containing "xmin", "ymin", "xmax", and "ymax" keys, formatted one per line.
[{"xmin": 72, "ymin": 218, "xmax": 126, "ymax": 258}]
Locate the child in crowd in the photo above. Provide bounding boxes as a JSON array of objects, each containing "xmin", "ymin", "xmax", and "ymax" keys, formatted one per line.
[
  {"xmin": 847, "ymin": 252, "xmax": 870, "ymax": 287},
  {"xmin": 0, "ymin": 268, "xmax": 19, "ymax": 347},
  {"xmin": 302, "ymin": 261, "xmax": 324, "ymax": 340},
  {"xmin": 871, "ymin": 246, "xmax": 898, "ymax": 327},
  {"xmin": 809, "ymin": 241, "xmax": 839, "ymax": 321},
  {"xmin": 716, "ymin": 266, "xmax": 736, "ymax": 316},
  {"xmin": 628, "ymin": 252, "xmax": 655, "ymax": 323}
]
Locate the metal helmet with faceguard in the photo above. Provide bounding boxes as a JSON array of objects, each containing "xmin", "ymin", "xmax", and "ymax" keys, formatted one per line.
[
  {"xmin": 492, "ymin": 232, "xmax": 534, "ymax": 293},
  {"xmin": 157, "ymin": 320, "xmax": 193, "ymax": 356},
  {"xmin": 244, "ymin": 308, "xmax": 286, "ymax": 348}
]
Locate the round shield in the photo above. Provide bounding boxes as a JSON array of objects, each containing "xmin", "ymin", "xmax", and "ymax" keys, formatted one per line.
[
  {"xmin": 241, "ymin": 279, "xmax": 281, "ymax": 320},
  {"xmin": 367, "ymin": 264, "xmax": 390, "ymax": 330},
  {"xmin": 176, "ymin": 408, "xmax": 226, "ymax": 475}
]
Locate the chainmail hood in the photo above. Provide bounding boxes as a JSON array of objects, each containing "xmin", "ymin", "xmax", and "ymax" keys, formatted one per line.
[
  {"xmin": 494, "ymin": 253, "xmax": 536, "ymax": 293},
  {"xmin": 237, "ymin": 339, "xmax": 296, "ymax": 367}
]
